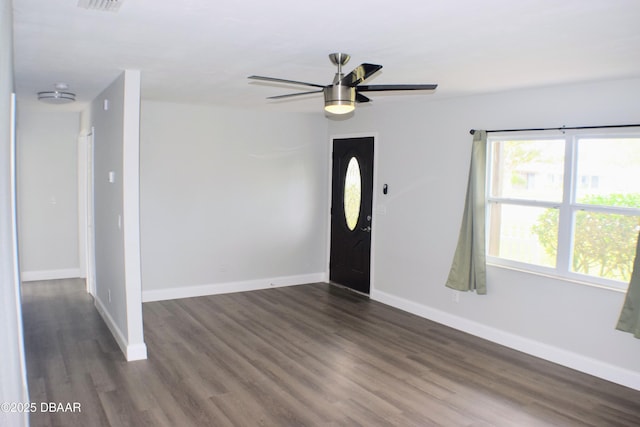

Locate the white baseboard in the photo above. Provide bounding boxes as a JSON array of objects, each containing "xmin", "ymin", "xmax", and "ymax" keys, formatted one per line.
[
  {"xmin": 142, "ymin": 272, "xmax": 328, "ymax": 303},
  {"xmin": 371, "ymin": 288, "xmax": 640, "ymax": 392},
  {"xmin": 21, "ymin": 268, "xmax": 81, "ymax": 282},
  {"xmin": 94, "ymin": 296, "xmax": 148, "ymax": 361},
  {"xmin": 125, "ymin": 342, "xmax": 148, "ymax": 361}
]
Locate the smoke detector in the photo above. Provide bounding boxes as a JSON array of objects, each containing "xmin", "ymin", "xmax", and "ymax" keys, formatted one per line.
[
  {"xmin": 38, "ymin": 83, "xmax": 76, "ymax": 104},
  {"xmin": 77, "ymin": 0, "xmax": 124, "ymax": 12}
]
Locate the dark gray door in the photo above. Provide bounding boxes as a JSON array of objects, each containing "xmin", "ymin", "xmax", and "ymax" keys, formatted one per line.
[{"xmin": 329, "ymin": 137, "xmax": 374, "ymax": 294}]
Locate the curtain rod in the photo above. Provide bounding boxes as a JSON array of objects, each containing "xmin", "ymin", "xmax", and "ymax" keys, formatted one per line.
[{"xmin": 469, "ymin": 124, "xmax": 640, "ymax": 135}]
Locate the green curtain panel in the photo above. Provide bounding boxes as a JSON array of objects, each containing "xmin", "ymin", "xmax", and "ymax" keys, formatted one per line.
[
  {"xmin": 446, "ymin": 130, "xmax": 487, "ymax": 294},
  {"xmin": 616, "ymin": 231, "xmax": 640, "ymax": 338}
]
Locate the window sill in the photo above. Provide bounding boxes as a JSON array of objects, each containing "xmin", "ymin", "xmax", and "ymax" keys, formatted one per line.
[{"xmin": 486, "ymin": 262, "xmax": 627, "ymax": 294}]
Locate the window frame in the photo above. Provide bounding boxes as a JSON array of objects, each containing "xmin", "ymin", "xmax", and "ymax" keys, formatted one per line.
[{"xmin": 486, "ymin": 129, "xmax": 640, "ymax": 291}]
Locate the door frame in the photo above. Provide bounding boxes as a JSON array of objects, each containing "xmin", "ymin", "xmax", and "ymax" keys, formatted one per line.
[
  {"xmin": 77, "ymin": 127, "xmax": 96, "ymax": 296},
  {"xmin": 326, "ymin": 132, "xmax": 379, "ymax": 294}
]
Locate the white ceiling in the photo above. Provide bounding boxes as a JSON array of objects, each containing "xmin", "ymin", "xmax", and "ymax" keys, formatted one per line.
[{"xmin": 12, "ymin": 0, "xmax": 640, "ymax": 114}]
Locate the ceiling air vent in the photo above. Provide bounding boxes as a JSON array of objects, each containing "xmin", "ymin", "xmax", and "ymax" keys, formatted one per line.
[{"xmin": 77, "ymin": 0, "xmax": 123, "ymax": 12}]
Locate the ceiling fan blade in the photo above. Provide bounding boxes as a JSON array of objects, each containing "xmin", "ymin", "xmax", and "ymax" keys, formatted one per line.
[
  {"xmin": 355, "ymin": 92, "xmax": 371, "ymax": 103},
  {"xmin": 338, "ymin": 63, "xmax": 383, "ymax": 87},
  {"xmin": 248, "ymin": 75, "xmax": 326, "ymax": 89},
  {"xmin": 267, "ymin": 89, "xmax": 324, "ymax": 100},
  {"xmin": 357, "ymin": 84, "xmax": 438, "ymax": 92}
]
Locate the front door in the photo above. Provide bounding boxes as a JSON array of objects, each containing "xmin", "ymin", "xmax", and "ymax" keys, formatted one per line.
[{"xmin": 329, "ymin": 137, "xmax": 374, "ymax": 294}]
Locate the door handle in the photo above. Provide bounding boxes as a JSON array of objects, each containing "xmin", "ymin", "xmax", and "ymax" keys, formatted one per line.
[{"xmin": 360, "ymin": 226, "xmax": 372, "ymax": 232}]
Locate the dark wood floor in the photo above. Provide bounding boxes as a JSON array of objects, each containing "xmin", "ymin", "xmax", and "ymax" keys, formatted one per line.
[{"xmin": 22, "ymin": 279, "xmax": 640, "ymax": 426}]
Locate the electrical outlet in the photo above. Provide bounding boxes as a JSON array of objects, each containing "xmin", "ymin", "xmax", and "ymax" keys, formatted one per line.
[{"xmin": 452, "ymin": 290, "xmax": 460, "ymax": 303}]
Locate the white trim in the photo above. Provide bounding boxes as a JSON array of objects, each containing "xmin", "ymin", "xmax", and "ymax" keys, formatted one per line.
[
  {"xmin": 85, "ymin": 128, "xmax": 96, "ymax": 296},
  {"xmin": 11, "ymin": 92, "xmax": 30, "ymax": 407},
  {"xmin": 77, "ymin": 128, "xmax": 96, "ymax": 295},
  {"xmin": 324, "ymin": 135, "xmax": 333, "ymax": 279},
  {"xmin": 370, "ymin": 134, "xmax": 379, "ymax": 294},
  {"xmin": 121, "ymin": 69, "xmax": 145, "ymax": 351},
  {"xmin": 125, "ymin": 342, "xmax": 148, "ymax": 361},
  {"xmin": 142, "ymin": 273, "xmax": 327, "ymax": 303},
  {"xmin": 94, "ymin": 295, "xmax": 147, "ymax": 361},
  {"xmin": 487, "ymin": 262, "xmax": 626, "ymax": 293},
  {"xmin": 21, "ymin": 268, "xmax": 82, "ymax": 282},
  {"xmin": 371, "ymin": 288, "xmax": 640, "ymax": 391},
  {"xmin": 77, "ymin": 133, "xmax": 88, "ymax": 279}
]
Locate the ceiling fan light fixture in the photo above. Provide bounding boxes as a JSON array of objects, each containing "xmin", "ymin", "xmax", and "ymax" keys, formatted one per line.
[
  {"xmin": 249, "ymin": 52, "xmax": 437, "ymax": 115},
  {"xmin": 324, "ymin": 85, "xmax": 355, "ymax": 115},
  {"xmin": 324, "ymin": 102, "xmax": 355, "ymax": 115},
  {"xmin": 37, "ymin": 90, "xmax": 76, "ymax": 104},
  {"xmin": 77, "ymin": 0, "xmax": 124, "ymax": 13}
]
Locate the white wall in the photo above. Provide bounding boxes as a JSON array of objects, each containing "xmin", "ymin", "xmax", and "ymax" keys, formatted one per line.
[
  {"xmin": 0, "ymin": 0, "xmax": 29, "ymax": 425},
  {"xmin": 329, "ymin": 77, "xmax": 640, "ymax": 390},
  {"xmin": 17, "ymin": 111, "xmax": 80, "ymax": 281},
  {"xmin": 83, "ymin": 70, "xmax": 146, "ymax": 361},
  {"xmin": 139, "ymin": 101, "xmax": 328, "ymax": 301}
]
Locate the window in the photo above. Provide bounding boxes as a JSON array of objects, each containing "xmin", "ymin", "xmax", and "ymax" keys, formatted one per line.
[
  {"xmin": 487, "ymin": 131, "xmax": 640, "ymax": 289},
  {"xmin": 344, "ymin": 157, "xmax": 362, "ymax": 231}
]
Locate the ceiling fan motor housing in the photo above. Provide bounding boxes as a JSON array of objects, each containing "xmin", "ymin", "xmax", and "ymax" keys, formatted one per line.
[{"xmin": 324, "ymin": 84, "xmax": 355, "ymax": 111}]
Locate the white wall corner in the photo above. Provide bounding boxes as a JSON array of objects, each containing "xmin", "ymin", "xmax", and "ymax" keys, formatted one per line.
[
  {"xmin": 370, "ymin": 288, "xmax": 640, "ymax": 392},
  {"xmin": 125, "ymin": 342, "xmax": 148, "ymax": 361},
  {"xmin": 121, "ymin": 68, "xmax": 145, "ymax": 356},
  {"xmin": 94, "ymin": 295, "xmax": 147, "ymax": 361}
]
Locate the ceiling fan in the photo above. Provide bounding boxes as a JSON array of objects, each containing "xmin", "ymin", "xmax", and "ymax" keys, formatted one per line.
[{"xmin": 248, "ymin": 53, "xmax": 438, "ymax": 115}]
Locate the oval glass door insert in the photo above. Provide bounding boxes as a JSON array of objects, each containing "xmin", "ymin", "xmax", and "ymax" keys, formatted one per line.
[{"xmin": 344, "ymin": 157, "xmax": 362, "ymax": 231}]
